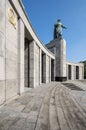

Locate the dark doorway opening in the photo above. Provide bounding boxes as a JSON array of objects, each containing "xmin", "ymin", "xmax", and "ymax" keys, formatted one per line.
[
  {"xmin": 76, "ymin": 66, "xmax": 79, "ymax": 79},
  {"xmin": 41, "ymin": 52, "xmax": 46, "ymax": 83},
  {"xmin": 51, "ymin": 59, "xmax": 54, "ymax": 81},
  {"xmin": 68, "ymin": 65, "xmax": 71, "ymax": 80},
  {"xmin": 24, "ymin": 38, "xmax": 30, "ymax": 87}
]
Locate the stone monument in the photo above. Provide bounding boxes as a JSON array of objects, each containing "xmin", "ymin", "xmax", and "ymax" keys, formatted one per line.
[{"xmin": 46, "ymin": 19, "xmax": 67, "ymax": 81}]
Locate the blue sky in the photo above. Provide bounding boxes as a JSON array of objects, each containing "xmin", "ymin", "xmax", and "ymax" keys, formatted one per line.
[{"xmin": 22, "ymin": 0, "xmax": 86, "ymax": 62}]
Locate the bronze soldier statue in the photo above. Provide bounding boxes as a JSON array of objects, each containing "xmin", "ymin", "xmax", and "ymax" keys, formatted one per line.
[{"xmin": 54, "ymin": 19, "xmax": 67, "ymax": 39}]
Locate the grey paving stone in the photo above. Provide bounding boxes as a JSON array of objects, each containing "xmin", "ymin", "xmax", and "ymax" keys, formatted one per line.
[{"xmin": 0, "ymin": 82, "xmax": 86, "ymax": 130}]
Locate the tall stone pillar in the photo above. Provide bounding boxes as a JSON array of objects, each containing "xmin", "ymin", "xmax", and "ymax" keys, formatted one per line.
[
  {"xmin": 48, "ymin": 38, "xmax": 67, "ymax": 81},
  {"xmin": 42, "ymin": 54, "xmax": 50, "ymax": 83},
  {"xmin": 82, "ymin": 66, "xmax": 84, "ymax": 79},
  {"xmin": 74, "ymin": 66, "xmax": 76, "ymax": 80},
  {"xmin": 49, "ymin": 57, "xmax": 51, "ymax": 82},
  {"xmin": 71, "ymin": 65, "xmax": 75, "ymax": 80},
  {"xmin": 39, "ymin": 48, "xmax": 42, "ymax": 84},
  {"xmin": 18, "ymin": 19, "xmax": 25, "ymax": 94},
  {"xmin": 29, "ymin": 41, "xmax": 35, "ymax": 88},
  {"xmin": 79, "ymin": 66, "xmax": 84, "ymax": 80},
  {"xmin": 59, "ymin": 38, "xmax": 66, "ymax": 80},
  {"xmin": 66, "ymin": 64, "xmax": 68, "ymax": 80}
]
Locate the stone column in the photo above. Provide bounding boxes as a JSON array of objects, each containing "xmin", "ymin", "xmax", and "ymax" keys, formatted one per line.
[
  {"xmin": 29, "ymin": 41, "xmax": 35, "ymax": 88},
  {"xmin": 39, "ymin": 48, "xmax": 42, "ymax": 84},
  {"xmin": 79, "ymin": 66, "xmax": 84, "ymax": 80},
  {"xmin": 66, "ymin": 64, "xmax": 68, "ymax": 80},
  {"xmin": 43, "ymin": 54, "xmax": 47, "ymax": 83},
  {"xmin": 49, "ymin": 57, "xmax": 51, "ymax": 82},
  {"xmin": 82, "ymin": 66, "xmax": 84, "ymax": 79},
  {"xmin": 18, "ymin": 19, "xmax": 25, "ymax": 94},
  {"xmin": 59, "ymin": 38, "xmax": 66, "ymax": 79},
  {"xmin": 74, "ymin": 66, "xmax": 76, "ymax": 80},
  {"xmin": 71, "ymin": 65, "xmax": 75, "ymax": 80},
  {"xmin": 42, "ymin": 54, "xmax": 50, "ymax": 83}
]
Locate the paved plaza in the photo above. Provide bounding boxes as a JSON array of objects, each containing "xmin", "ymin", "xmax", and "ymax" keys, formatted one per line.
[{"xmin": 0, "ymin": 81, "xmax": 86, "ymax": 130}]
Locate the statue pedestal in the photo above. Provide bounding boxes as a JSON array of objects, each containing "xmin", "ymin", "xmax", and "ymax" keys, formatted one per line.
[{"xmin": 46, "ymin": 38, "xmax": 67, "ymax": 81}]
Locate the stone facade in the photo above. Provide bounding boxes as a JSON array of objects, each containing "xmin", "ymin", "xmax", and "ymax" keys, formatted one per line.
[
  {"xmin": 0, "ymin": 0, "xmax": 84, "ymax": 106},
  {"xmin": 0, "ymin": 0, "xmax": 55, "ymax": 105}
]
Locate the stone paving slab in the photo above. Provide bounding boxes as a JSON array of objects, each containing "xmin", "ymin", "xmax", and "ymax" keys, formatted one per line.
[{"xmin": 0, "ymin": 81, "xmax": 86, "ymax": 130}]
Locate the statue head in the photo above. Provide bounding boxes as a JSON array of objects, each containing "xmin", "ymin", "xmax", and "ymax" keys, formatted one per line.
[{"xmin": 57, "ymin": 19, "xmax": 61, "ymax": 22}]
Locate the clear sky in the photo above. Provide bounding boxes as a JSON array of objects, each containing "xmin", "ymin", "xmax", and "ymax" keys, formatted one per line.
[{"xmin": 22, "ymin": 0, "xmax": 86, "ymax": 62}]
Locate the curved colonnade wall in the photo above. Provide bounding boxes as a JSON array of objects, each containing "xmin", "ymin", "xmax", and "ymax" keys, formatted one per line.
[
  {"xmin": 0, "ymin": 0, "xmax": 55, "ymax": 105},
  {"xmin": 66, "ymin": 62, "xmax": 84, "ymax": 80}
]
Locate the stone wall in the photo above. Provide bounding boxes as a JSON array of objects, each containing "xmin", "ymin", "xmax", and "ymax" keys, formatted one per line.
[
  {"xmin": 0, "ymin": 0, "xmax": 19, "ymax": 104},
  {"xmin": 0, "ymin": 0, "xmax": 55, "ymax": 105},
  {"xmin": 0, "ymin": 0, "xmax": 6, "ymax": 105},
  {"xmin": 5, "ymin": 0, "xmax": 18, "ymax": 100},
  {"xmin": 66, "ymin": 62, "xmax": 84, "ymax": 80}
]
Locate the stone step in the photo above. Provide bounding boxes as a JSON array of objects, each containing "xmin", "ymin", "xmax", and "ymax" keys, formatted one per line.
[{"xmin": 49, "ymin": 85, "xmax": 60, "ymax": 130}]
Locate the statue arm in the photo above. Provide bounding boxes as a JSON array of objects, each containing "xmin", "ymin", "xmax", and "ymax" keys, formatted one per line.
[{"xmin": 62, "ymin": 24, "xmax": 67, "ymax": 29}]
